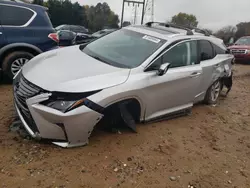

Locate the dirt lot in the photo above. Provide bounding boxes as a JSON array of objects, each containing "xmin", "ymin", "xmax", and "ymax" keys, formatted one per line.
[{"xmin": 0, "ymin": 65, "xmax": 250, "ymax": 188}]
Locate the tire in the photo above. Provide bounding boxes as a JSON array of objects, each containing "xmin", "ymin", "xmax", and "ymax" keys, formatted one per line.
[
  {"xmin": 204, "ymin": 80, "xmax": 222, "ymax": 105},
  {"xmin": 2, "ymin": 51, "xmax": 34, "ymax": 79}
]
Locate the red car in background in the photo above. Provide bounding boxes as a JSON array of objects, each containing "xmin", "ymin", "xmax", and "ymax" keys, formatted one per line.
[{"xmin": 228, "ymin": 36, "xmax": 250, "ymax": 63}]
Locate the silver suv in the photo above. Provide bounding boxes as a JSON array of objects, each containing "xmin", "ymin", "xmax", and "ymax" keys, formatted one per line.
[{"xmin": 13, "ymin": 22, "xmax": 234, "ymax": 147}]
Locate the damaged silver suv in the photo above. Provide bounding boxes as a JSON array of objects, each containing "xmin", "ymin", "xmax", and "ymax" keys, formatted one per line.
[{"xmin": 13, "ymin": 22, "xmax": 234, "ymax": 147}]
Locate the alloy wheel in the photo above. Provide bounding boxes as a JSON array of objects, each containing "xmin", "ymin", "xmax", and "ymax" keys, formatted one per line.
[
  {"xmin": 211, "ymin": 81, "xmax": 221, "ymax": 102},
  {"xmin": 11, "ymin": 58, "xmax": 29, "ymax": 75}
]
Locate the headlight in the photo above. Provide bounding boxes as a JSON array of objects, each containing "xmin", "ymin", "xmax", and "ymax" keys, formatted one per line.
[
  {"xmin": 246, "ymin": 49, "xmax": 250, "ymax": 54},
  {"xmin": 42, "ymin": 90, "xmax": 104, "ymax": 113},
  {"xmin": 43, "ymin": 98, "xmax": 104, "ymax": 113},
  {"xmin": 46, "ymin": 101, "xmax": 76, "ymax": 112},
  {"xmin": 45, "ymin": 99, "xmax": 88, "ymax": 113}
]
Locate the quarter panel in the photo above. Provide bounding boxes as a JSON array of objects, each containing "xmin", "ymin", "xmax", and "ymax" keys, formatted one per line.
[{"xmin": 199, "ymin": 54, "xmax": 233, "ymax": 96}]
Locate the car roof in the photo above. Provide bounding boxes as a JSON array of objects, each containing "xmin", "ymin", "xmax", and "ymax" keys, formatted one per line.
[
  {"xmin": 0, "ymin": 0, "xmax": 48, "ymax": 11},
  {"xmin": 125, "ymin": 24, "xmax": 224, "ymax": 48}
]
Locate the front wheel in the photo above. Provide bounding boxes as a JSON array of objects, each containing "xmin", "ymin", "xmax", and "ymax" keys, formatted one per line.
[
  {"xmin": 2, "ymin": 51, "xmax": 34, "ymax": 79},
  {"xmin": 204, "ymin": 80, "xmax": 222, "ymax": 105}
]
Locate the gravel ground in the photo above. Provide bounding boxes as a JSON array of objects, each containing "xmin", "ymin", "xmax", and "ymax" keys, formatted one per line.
[{"xmin": 0, "ymin": 64, "xmax": 250, "ymax": 188}]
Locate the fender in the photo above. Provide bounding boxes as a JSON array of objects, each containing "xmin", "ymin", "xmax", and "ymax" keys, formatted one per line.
[{"xmin": 0, "ymin": 43, "xmax": 43, "ymax": 59}]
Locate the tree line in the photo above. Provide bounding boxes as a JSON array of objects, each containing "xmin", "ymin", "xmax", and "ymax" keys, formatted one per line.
[
  {"xmin": 32, "ymin": 0, "xmax": 120, "ymax": 32},
  {"xmin": 167, "ymin": 12, "xmax": 250, "ymax": 44},
  {"xmin": 31, "ymin": 1, "xmax": 250, "ymax": 42}
]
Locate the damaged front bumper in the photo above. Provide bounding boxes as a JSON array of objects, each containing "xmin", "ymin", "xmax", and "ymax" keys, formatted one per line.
[{"xmin": 14, "ymin": 92, "xmax": 103, "ymax": 148}]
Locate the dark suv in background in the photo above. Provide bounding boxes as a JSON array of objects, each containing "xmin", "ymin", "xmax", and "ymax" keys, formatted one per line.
[{"xmin": 0, "ymin": 1, "xmax": 58, "ymax": 79}]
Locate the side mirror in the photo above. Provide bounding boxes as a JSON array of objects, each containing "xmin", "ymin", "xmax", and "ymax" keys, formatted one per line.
[{"xmin": 158, "ymin": 63, "xmax": 170, "ymax": 76}]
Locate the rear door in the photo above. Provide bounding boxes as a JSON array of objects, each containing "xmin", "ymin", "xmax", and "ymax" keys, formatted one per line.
[{"xmin": 197, "ymin": 40, "xmax": 224, "ymax": 97}]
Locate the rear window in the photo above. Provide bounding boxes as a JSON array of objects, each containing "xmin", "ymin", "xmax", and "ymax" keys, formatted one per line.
[
  {"xmin": 44, "ymin": 11, "xmax": 53, "ymax": 28},
  {"xmin": 0, "ymin": 5, "xmax": 35, "ymax": 26},
  {"xmin": 213, "ymin": 44, "xmax": 225, "ymax": 55}
]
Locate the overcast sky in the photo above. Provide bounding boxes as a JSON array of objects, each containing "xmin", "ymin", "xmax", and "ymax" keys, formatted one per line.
[{"xmin": 76, "ymin": 0, "xmax": 250, "ymax": 31}]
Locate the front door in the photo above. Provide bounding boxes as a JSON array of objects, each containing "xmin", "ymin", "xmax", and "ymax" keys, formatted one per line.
[{"xmin": 143, "ymin": 40, "xmax": 202, "ymax": 121}]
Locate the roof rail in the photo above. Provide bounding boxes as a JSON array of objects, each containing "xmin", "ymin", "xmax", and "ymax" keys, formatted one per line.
[
  {"xmin": 191, "ymin": 27, "xmax": 210, "ymax": 36},
  {"xmin": 145, "ymin": 22, "xmax": 194, "ymax": 36}
]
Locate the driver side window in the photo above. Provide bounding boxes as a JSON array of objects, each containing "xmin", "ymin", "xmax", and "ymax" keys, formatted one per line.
[{"xmin": 147, "ymin": 40, "xmax": 198, "ymax": 71}]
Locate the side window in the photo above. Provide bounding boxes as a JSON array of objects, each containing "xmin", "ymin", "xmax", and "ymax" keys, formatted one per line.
[
  {"xmin": 163, "ymin": 40, "xmax": 198, "ymax": 68},
  {"xmin": 213, "ymin": 44, "xmax": 226, "ymax": 55},
  {"xmin": 0, "ymin": 5, "xmax": 34, "ymax": 26},
  {"xmin": 147, "ymin": 40, "xmax": 198, "ymax": 71},
  {"xmin": 162, "ymin": 42, "xmax": 188, "ymax": 68},
  {"xmin": 199, "ymin": 40, "xmax": 214, "ymax": 61}
]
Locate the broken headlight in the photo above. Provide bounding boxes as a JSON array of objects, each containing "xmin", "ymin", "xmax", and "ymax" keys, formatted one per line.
[
  {"xmin": 42, "ymin": 90, "xmax": 104, "ymax": 113},
  {"xmin": 44, "ymin": 98, "xmax": 94, "ymax": 113},
  {"xmin": 45, "ymin": 101, "xmax": 76, "ymax": 113}
]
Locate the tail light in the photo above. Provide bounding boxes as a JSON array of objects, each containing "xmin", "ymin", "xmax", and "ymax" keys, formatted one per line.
[{"xmin": 48, "ymin": 33, "xmax": 59, "ymax": 43}]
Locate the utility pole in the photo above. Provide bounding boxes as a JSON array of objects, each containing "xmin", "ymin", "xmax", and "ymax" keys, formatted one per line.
[
  {"xmin": 121, "ymin": 0, "xmax": 146, "ymax": 27},
  {"xmin": 133, "ymin": 5, "xmax": 137, "ymax": 24},
  {"xmin": 151, "ymin": 0, "xmax": 154, "ymax": 22},
  {"xmin": 144, "ymin": 0, "xmax": 155, "ymax": 22}
]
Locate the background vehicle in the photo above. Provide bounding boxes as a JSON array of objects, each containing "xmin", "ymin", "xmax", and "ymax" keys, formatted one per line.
[
  {"xmin": 228, "ymin": 36, "xmax": 250, "ymax": 63},
  {"xmin": 57, "ymin": 30, "xmax": 76, "ymax": 47},
  {"xmin": 0, "ymin": 1, "xmax": 58, "ymax": 79},
  {"xmin": 13, "ymin": 22, "xmax": 234, "ymax": 147},
  {"xmin": 92, "ymin": 28, "xmax": 117, "ymax": 38},
  {"xmin": 57, "ymin": 30, "xmax": 96, "ymax": 47},
  {"xmin": 55, "ymin": 24, "xmax": 89, "ymax": 34}
]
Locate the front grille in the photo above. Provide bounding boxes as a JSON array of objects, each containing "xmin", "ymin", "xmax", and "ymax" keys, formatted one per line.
[
  {"xmin": 231, "ymin": 49, "xmax": 247, "ymax": 55},
  {"xmin": 14, "ymin": 74, "xmax": 42, "ymax": 133}
]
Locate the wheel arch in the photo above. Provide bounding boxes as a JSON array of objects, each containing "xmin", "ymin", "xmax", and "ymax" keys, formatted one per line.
[
  {"xmin": 103, "ymin": 97, "xmax": 144, "ymax": 122},
  {"xmin": 0, "ymin": 43, "xmax": 42, "ymax": 67}
]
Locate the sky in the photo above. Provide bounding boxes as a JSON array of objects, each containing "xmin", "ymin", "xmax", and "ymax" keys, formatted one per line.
[{"xmin": 76, "ymin": 0, "xmax": 250, "ymax": 31}]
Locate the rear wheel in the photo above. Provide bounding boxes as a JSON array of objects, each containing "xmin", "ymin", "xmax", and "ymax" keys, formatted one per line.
[
  {"xmin": 204, "ymin": 80, "xmax": 221, "ymax": 105},
  {"xmin": 2, "ymin": 51, "xmax": 34, "ymax": 79}
]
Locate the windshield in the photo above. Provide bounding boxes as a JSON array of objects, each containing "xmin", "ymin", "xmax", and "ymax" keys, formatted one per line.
[
  {"xmin": 83, "ymin": 29, "xmax": 166, "ymax": 68},
  {"xmin": 235, "ymin": 37, "xmax": 250, "ymax": 45}
]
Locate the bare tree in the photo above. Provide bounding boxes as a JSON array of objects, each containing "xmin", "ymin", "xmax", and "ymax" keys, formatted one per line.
[{"xmin": 214, "ymin": 26, "xmax": 237, "ymax": 43}]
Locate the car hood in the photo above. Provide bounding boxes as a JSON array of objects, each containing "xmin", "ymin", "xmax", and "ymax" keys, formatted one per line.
[
  {"xmin": 228, "ymin": 45, "xmax": 250, "ymax": 49},
  {"xmin": 22, "ymin": 46, "xmax": 130, "ymax": 93}
]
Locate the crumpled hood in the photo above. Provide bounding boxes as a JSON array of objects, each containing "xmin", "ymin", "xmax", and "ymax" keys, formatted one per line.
[
  {"xmin": 22, "ymin": 45, "xmax": 130, "ymax": 92},
  {"xmin": 228, "ymin": 45, "xmax": 250, "ymax": 49}
]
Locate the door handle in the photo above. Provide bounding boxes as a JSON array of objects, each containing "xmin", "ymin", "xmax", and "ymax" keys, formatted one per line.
[{"xmin": 190, "ymin": 72, "xmax": 201, "ymax": 77}]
